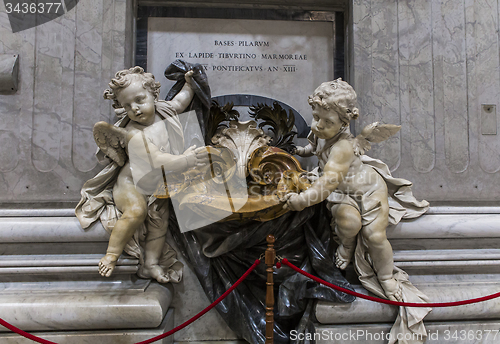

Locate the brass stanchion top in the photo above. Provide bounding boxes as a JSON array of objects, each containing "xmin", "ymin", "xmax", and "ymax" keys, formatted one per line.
[{"xmin": 266, "ymin": 234, "xmax": 275, "ymax": 244}]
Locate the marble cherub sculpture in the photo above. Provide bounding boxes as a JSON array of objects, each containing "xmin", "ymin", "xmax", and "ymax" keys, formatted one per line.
[
  {"xmin": 283, "ymin": 79, "xmax": 429, "ymax": 302},
  {"xmin": 76, "ymin": 66, "xmax": 208, "ymax": 283}
]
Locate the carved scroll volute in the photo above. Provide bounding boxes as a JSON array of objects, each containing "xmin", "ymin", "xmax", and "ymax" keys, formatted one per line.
[
  {"xmin": 212, "ymin": 120, "xmax": 271, "ymax": 179},
  {"xmin": 202, "ymin": 146, "xmax": 237, "ymax": 185},
  {"xmin": 276, "ymin": 170, "xmax": 311, "ymax": 200},
  {"xmin": 248, "ymin": 146, "xmax": 311, "ymax": 197}
]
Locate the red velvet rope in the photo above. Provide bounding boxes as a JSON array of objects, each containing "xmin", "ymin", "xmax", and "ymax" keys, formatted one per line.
[
  {"xmin": 135, "ymin": 258, "xmax": 261, "ymax": 344},
  {"xmin": 6, "ymin": 256, "xmax": 500, "ymax": 344},
  {"xmin": 0, "ymin": 259, "xmax": 261, "ymax": 344},
  {"xmin": 0, "ymin": 319, "xmax": 57, "ymax": 344},
  {"xmin": 282, "ymin": 258, "xmax": 500, "ymax": 307}
]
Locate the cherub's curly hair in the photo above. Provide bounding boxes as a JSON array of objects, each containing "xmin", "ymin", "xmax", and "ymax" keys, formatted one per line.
[
  {"xmin": 103, "ymin": 66, "xmax": 161, "ymax": 109},
  {"xmin": 308, "ymin": 78, "xmax": 359, "ymax": 124}
]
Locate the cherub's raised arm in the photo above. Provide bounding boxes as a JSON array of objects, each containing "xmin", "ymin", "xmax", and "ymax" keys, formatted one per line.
[
  {"xmin": 168, "ymin": 70, "xmax": 195, "ymax": 114},
  {"xmin": 284, "ymin": 140, "xmax": 354, "ymax": 211}
]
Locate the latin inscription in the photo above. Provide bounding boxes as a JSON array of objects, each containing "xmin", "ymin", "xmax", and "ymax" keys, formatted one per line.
[
  {"xmin": 173, "ymin": 40, "xmax": 308, "ymax": 74},
  {"xmin": 148, "ymin": 17, "xmax": 334, "ymax": 121}
]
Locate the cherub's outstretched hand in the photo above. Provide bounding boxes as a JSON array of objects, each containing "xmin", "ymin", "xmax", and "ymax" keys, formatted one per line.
[
  {"xmin": 184, "ymin": 70, "xmax": 195, "ymax": 87},
  {"xmin": 293, "ymin": 146, "xmax": 305, "ymax": 156},
  {"xmin": 281, "ymin": 192, "xmax": 307, "ymax": 212},
  {"xmin": 183, "ymin": 145, "xmax": 209, "ymax": 168},
  {"xmin": 292, "ymin": 144, "xmax": 313, "ymax": 157}
]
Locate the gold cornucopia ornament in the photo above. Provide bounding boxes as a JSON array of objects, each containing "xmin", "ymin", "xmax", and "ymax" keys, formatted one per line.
[{"xmin": 154, "ymin": 119, "xmax": 311, "ymax": 222}]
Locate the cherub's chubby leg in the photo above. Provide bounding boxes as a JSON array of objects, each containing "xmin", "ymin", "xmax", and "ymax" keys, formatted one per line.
[
  {"xmin": 360, "ymin": 192, "xmax": 402, "ymax": 301},
  {"xmin": 334, "ymin": 204, "xmax": 362, "ymax": 270},
  {"xmin": 140, "ymin": 204, "xmax": 170, "ymax": 283},
  {"xmin": 99, "ymin": 174, "xmax": 148, "ymax": 277}
]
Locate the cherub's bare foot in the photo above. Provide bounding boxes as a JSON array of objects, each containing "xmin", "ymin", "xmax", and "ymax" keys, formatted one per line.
[
  {"xmin": 335, "ymin": 244, "xmax": 354, "ymax": 270},
  {"xmin": 99, "ymin": 254, "xmax": 118, "ymax": 277},
  {"xmin": 143, "ymin": 264, "xmax": 170, "ymax": 284},
  {"xmin": 379, "ymin": 277, "xmax": 403, "ymax": 302}
]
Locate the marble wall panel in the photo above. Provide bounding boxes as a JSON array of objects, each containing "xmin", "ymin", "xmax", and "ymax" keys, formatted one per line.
[
  {"xmin": 0, "ymin": 11, "xmax": 21, "ymax": 174},
  {"xmin": 399, "ymin": 0, "xmax": 436, "ymax": 173},
  {"xmin": 473, "ymin": 0, "xmax": 500, "ymax": 173},
  {"xmin": 72, "ymin": 0, "xmax": 105, "ymax": 173},
  {"xmin": 365, "ymin": 0, "xmax": 400, "ymax": 170},
  {"xmin": 0, "ymin": 7, "xmax": 20, "ymax": 172},
  {"xmin": 2, "ymin": 0, "xmax": 500, "ymax": 202},
  {"xmin": 113, "ymin": 0, "xmax": 132, "ymax": 76},
  {"xmin": 0, "ymin": 1, "xmax": 129, "ymax": 202},
  {"xmin": 0, "ymin": 2, "xmax": 35, "ymax": 199},
  {"xmin": 432, "ymin": 0, "xmax": 469, "ymax": 174},
  {"xmin": 32, "ymin": 18, "xmax": 63, "ymax": 172},
  {"xmin": 352, "ymin": 0, "xmax": 372, "ymax": 135},
  {"xmin": 352, "ymin": 0, "xmax": 500, "ymax": 201},
  {"xmin": 99, "ymin": 0, "xmax": 115, "ymax": 124},
  {"xmin": 59, "ymin": 4, "xmax": 77, "ymax": 171}
]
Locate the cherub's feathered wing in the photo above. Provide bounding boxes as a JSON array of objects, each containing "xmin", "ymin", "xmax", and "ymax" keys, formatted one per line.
[
  {"xmin": 93, "ymin": 121, "xmax": 128, "ymax": 166},
  {"xmin": 353, "ymin": 122, "xmax": 401, "ymax": 155}
]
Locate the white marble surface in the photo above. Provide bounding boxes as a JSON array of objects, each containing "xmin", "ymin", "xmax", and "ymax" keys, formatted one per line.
[
  {"xmin": 0, "ymin": 242, "xmax": 108, "ymax": 257},
  {"xmin": 387, "ymin": 214, "xmax": 500, "ymax": 239},
  {"xmin": 315, "ymin": 321, "xmax": 500, "ymax": 344},
  {"xmin": 148, "ymin": 17, "xmax": 334, "ymax": 124},
  {"xmin": 0, "ymin": 254, "xmax": 138, "ymax": 275},
  {"xmin": 393, "ymin": 249, "xmax": 500, "ymax": 274},
  {"xmin": 0, "ymin": 54, "xmax": 18, "ymax": 91},
  {"xmin": 167, "ymin": 232, "xmax": 239, "ymax": 342},
  {"xmin": 4, "ymin": 204, "xmax": 499, "ymax": 246},
  {"xmin": 0, "ymin": 308, "xmax": 174, "ymax": 344},
  {"xmin": 0, "ymin": 283, "xmax": 172, "ymax": 332},
  {"xmin": 352, "ymin": 0, "xmax": 500, "ymax": 201},
  {"xmin": 393, "ymin": 248, "xmax": 500, "ymax": 261},
  {"xmin": 432, "ymin": 0, "xmax": 469, "ymax": 174},
  {"xmin": 1, "ymin": 0, "xmax": 500, "ymax": 204},
  {"xmin": 0, "ymin": 0, "xmax": 130, "ymax": 203},
  {"xmin": 0, "ymin": 217, "xmax": 109, "ymax": 242},
  {"xmin": 0, "ymin": 208, "xmax": 499, "ymax": 340},
  {"xmin": 426, "ymin": 204, "xmax": 500, "ymax": 214},
  {"xmin": 316, "ymin": 282, "xmax": 500, "ymax": 324},
  {"xmin": 0, "ymin": 208, "xmax": 76, "ymax": 217},
  {"xmin": 471, "ymin": 0, "xmax": 500, "ymax": 174},
  {"xmin": 0, "ymin": 276, "xmax": 150, "ymax": 293}
]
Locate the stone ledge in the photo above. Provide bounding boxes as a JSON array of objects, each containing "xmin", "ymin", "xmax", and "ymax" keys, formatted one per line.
[
  {"xmin": 387, "ymin": 214, "xmax": 500, "ymax": 239},
  {"xmin": 316, "ymin": 282, "xmax": 500, "ymax": 324},
  {"xmin": 0, "ymin": 254, "xmax": 139, "ymax": 275},
  {"xmin": 392, "ymin": 248, "xmax": 500, "ymax": 274},
  {"xmin": 0, "ymin": 308, "xmax": 174, "ymax": 344},
  {"xmin": 0, "ymin": 283, "xmax": 173, "ymax": 332},
  {"xmin": 314, "ymin": 320, "xmax": 500, "ymax": 344},
  {"xmin": 0, "ymin": 210, "xmax": 499, "ymax": 244},
  {"xmin": 0, "ymin": 217, "xmax": 108, "ymax": 243}
]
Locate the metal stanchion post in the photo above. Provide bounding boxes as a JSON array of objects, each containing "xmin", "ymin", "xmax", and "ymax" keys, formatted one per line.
[{"xmin": 265, "ymin": 234, "xmax": 275, "ymax": 344}]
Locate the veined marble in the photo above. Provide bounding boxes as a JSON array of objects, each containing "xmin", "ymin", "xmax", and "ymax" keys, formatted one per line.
[
  {"xmin": 0, "ymin": 0, "xmax": 132, "ymax": 203},
  {"xmin": 352, "ymin": 0, "xmax": 500, "ymax": 201},
  {"xmin": 0, "ymin": 309, "xmax": 174, "ymax": 344}
]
